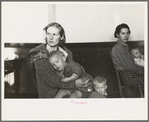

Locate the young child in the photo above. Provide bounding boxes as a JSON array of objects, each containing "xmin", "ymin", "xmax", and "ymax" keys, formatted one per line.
[
  {"xmin": 130, "ymin": 47, "xmax": 144, "ymax": 67},
  {"xmin": 48, "ymin": 51, "xmax": 93, "ymax": 98},
  {"xmin": 92, "ymin": 76, "xmax": 107, "ymax": 97}
]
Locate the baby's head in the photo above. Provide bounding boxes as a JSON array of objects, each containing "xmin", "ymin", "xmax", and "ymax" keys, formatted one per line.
[
  {"xmin": 93, "ymin": 76, "xmax": 107, "ymax": 95},
  {"xmin": 130, "ymin": 48, "xmax": 141, "ymax": 59},
  {"xmin": 48, "ymin": 51, "xmax": 67, "ymax": 71}
]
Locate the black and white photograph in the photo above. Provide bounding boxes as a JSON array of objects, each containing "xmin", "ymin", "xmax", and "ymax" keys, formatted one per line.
[{"xmin": 2, "ymin": 1, "xmax": 148, "ymax": 121}]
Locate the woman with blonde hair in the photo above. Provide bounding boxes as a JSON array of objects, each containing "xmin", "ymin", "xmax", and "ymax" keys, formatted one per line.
[{"xmin": 29, "ymin": 22, "xmax": 90, "ymax": 98}]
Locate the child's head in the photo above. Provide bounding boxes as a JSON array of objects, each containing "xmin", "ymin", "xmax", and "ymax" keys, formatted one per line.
[
  {"xmin": 130, "ymin": 48, "xmax": 141, "ymax": 58},
  {"xmin": 48, "ymin": 51, "xmax": 67, "ymax": 71},
  {"xmin": 93, "ymin": 76, "xmax": 107, "ymax": 95}
]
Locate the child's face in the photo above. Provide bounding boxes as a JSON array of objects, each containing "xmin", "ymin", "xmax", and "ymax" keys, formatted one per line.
[
  {"xmin": 131, "ymin": 49, "xmax": 141, "ymax": 58},
  {"xmin": 94, "ymin": 82, "xmax": 107, "ymax": 95},
  {"xmin": 49, "ymin": 55, "xmax": 66, "ymax": 71}
]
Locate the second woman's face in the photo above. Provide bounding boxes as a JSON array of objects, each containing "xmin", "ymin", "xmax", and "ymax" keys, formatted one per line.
[
  {"xmin": 117, "ymin": 28, "xmax": 130, "ymax": 43},
  {"xmin": 46, "ymin": 26, "xmax": 62, "ymax": 47}
]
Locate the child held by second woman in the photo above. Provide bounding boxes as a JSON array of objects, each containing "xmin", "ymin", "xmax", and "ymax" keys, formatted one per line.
[
  {"xmin": 130, "ymin": 47, "xmax": 144, "ymax": 67},
  {"xmin": 48, "ymin": 51, "xmax": 93, "ymax": 98}
]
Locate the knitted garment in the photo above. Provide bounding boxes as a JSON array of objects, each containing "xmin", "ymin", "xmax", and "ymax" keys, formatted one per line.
[{"xmin": 29, "ymin": 44, "xmax": 76, "ymax": 98}]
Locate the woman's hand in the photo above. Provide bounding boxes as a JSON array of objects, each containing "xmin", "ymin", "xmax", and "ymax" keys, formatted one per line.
[{"xmin": 75, "ymin": 78, "xmax": 90, "ymax": 87}]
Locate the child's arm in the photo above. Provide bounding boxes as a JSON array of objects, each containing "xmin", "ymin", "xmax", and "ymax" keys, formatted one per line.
[{"xmin": 62, "ymin": 73, "xmax": 79, "ymax": 82}]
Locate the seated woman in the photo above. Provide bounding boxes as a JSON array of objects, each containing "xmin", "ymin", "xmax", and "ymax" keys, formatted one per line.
[
  {"xmin": 111, "ymin": 23, "xmax": 144, "ymax": 89},
  {"xmin": 28, "ymin": 22, "xmax": 90, "ymax": 98}
]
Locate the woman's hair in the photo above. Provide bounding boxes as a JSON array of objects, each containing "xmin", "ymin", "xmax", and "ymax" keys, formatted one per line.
[
  {"xmin": 43, "ymin": 22, "xmax": 66, "ymax": 46},
  {"xmin": 114, "ymin": 23, "xmax": 131, "ymax": 38}
]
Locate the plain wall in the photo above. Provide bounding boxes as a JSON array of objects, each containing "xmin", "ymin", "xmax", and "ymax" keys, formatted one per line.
[
  {"xmin": 2, "ymin": 2, "xmax": 49, "ymax": 43},
  {"xmin": 2, "ymin": 2, "xmax": 147, "ymax": 44},
  {"xmin": 56, "ymin": 2, "xmax": 147, "ymax": 43}
]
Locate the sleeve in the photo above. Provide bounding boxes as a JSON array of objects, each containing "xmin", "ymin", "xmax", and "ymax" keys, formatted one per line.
[
  {"xmin": 112, "ymin": 46, "xmax": 144, "ymax": 74},
  {"xmin": 69, "ymin": 62, "xmax": 83, "ymax": 78},
  {"xmin": 28, "ymin": 44, "xmax": 48, "ymax": 63},
  {"xmin": 34, "ymin": 58, "xmax": 76, "ymax": 89},
  {"xmin": 28, "ymin": 50, "xmax": 48, "ymax": 63}
]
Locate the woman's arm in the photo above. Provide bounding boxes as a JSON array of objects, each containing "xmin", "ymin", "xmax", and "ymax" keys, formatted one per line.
[
  {"xmin": 30, "ymin": 45, "xmax": 88, "ymax": 90},
  {"xmin": 34, "ymin": 58, "xmax": 77, "ymax": 89},
  {"xmin": 34, "ymin": 58, "xmax": 88, "ymax": 89},
  {"xmin": 112, "ymin": 45, "xmax": 144, "ymax": 74},
  {"xmin": 28, "ymin": 45, "xmax": 76, "ymax": 89}
]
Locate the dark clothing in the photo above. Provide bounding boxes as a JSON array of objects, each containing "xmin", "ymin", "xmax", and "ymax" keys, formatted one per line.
[
  {"xmin": 119, "ymin": 70, "xmax": 144, "ymax": 88},
  {"xmin": 89, "ymin": 92, "xmax": 106, "ymax": 98},
  {"xmin": 29, "ymin": 44, "xmax": 76, "ymax": 98},
  {"xmin": 63, "ymin": 61, "xmax": 93, "ymax": 97},
  {"xmin": 112, "ymin": 40, "xmax": 144, "ymax": 90},
  {"xmin": 112, "ymin": 40, "xmax": 144, "ymax": 74},
  {"xmin": 64, "ymin": 61, "xmax": 86, "ymax": 78},
  {"xmin": 80, "ymin": 91, "xmax": 92, "ymax": 98}
]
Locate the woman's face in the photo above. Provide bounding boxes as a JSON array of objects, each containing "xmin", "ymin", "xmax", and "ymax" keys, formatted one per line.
[
  {"xmin": 117, "ymin": 28, "xmax": 130, "ymax": 43},
  {"xmin": 46, "ymin": 26, "xmax": 62, "ymax": 47}
]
